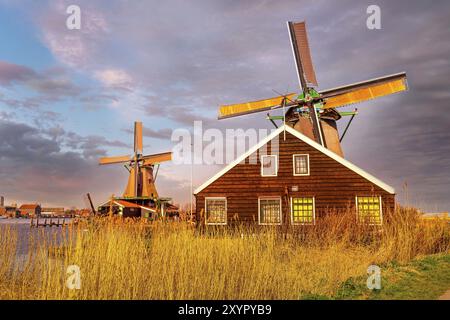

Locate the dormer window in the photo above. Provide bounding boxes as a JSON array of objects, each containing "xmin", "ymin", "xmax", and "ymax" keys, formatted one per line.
[{"xmin": 261, "ymin": 155, "xmax": 278, "ymax": 177}]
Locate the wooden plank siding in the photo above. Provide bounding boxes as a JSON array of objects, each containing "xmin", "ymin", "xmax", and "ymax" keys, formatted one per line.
[{"xmin": 195, "ymin": 130, "xmax": 395, "ymax": 225}]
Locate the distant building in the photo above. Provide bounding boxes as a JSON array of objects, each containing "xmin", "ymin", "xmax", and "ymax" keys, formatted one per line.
[
  {"xmin": 41, "ymin": 208, "xmax": 65, "ymax": 217},
  {"xmin": 19, "ymin": 204, "xmax": 41, "ymax": 218},
  {"xmin": 4, "ymin": 206, "xmax": 18, "ymax": 218}
]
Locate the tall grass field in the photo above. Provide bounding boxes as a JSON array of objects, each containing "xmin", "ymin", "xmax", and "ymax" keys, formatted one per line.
[{"xmin": 0, "ymin": 207, "xmax": 448, "ymax": 300}]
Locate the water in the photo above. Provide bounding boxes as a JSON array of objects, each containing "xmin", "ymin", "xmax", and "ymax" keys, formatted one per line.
[{"xmin": 0, "ymin": 218, "xmax": 74, "ymax": 255}]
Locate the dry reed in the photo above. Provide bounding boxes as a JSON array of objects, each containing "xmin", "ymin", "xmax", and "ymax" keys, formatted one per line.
[{"xmin": 0, "ymin": 206, "xmax": 448, "ymax": 300}]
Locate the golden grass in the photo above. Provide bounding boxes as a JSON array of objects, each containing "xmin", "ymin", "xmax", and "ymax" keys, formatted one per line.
[{"xmin": 0, "ymin": 206, "xmax": 448, "ymax": 300}]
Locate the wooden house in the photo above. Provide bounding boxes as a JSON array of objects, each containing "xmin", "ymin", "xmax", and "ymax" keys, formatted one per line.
[
  {"xmin": 41, "ymin": 208, "xmax": 65, "ymax": 217},
  {"xmin": 19, "ymin": 204, "xmax": 41, "ymax": 218},
  {"xmin": 4, "ymin": 206, "xmax": 18, "ymax": 218},
  {"xmin": 194, "ymin": 125, "xmax": 395, "ymax": 227}
]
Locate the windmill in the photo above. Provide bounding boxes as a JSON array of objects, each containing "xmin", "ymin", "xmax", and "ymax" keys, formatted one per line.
[
  {"xmin": 98, "ymin": 121, "xmax": 172, "ymax": 199},
  {"xmin": 218, "ymin": 21, "xmax": 408, "ymax": 157}
]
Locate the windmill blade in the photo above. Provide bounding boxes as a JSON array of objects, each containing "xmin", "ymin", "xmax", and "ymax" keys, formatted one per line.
[
  {"xmin": 99, "ymin": 155, "xmax": 131, "ymax": 165},
  {"xmin": 141, "ymin": 151, "xmax": 172, "ymax": 165},
  {"xmin": 218, "ymin": 93, "xmax": 297, "ymax": 120},
  {"xmin": 134, "ymin": 121, "xmax": 143, "ymax": 154},
  {"xmin": 320, "ymin": 72, "xmax": 408, "ymax": 110},
  {"xmin": 287, "ymin": 21, "xmax": 318, "ymax": 89}
]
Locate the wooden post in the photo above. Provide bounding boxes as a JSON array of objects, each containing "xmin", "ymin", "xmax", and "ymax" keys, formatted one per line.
[{"xmin": 87, "ymin": 193, "xmax": 97, "ymax": 215}]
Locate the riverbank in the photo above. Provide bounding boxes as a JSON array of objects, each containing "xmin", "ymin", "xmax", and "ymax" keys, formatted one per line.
[
  {"xmin": 326, "ymin": 253, "xmax": 450, "ymax": 300},
  {"xmin": 0, "ymin": 207, "xmax": 448, "ymax": 300}
]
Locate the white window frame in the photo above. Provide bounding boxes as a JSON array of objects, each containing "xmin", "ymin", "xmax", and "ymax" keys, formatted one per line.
[
  {"xmin": 355, "ymin": 195, "xmax": 383, "ymax": 226},
  {"xmin": 205, "ymin": 197, "xmax": 227, "ymax": 225},
  {"xmin": 258, "ymin": 196, "xmax": 282, "ymax": 225},
  {"xmin": 290, "ymin": 196, "xmax": 316, "ymax": 225},
  {"xmin": 293, "ymin": 154, "xmax": 310, "ymax": 176},
  {"xmin": 261, "ymin": 155, "xmax": 278, "ymax": 177}
]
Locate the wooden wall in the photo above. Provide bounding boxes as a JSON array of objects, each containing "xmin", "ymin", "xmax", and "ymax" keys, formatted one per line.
[{"xmin": 195, "ymin": 131, "xmax": 395, "ymax": 224}]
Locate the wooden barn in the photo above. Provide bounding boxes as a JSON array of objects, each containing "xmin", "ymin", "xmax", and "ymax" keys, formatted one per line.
[
  {"xmin": 19, "ymin": 204, "xmax": 41, "ymax": 218},
  {"xmin": 194, "ymin": 125, "xmax": 395, "ymax": 227}
]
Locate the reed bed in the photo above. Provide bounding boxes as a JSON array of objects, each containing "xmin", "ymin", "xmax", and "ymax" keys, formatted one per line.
[{"xmin": 0, "ymin": 206, "xmax": 448, "ymax": 300}]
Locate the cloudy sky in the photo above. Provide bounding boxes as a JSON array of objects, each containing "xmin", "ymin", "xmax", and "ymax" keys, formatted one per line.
[{"xmin": 0, "ymin": 0, "xmax": 449, "ymax": 211}]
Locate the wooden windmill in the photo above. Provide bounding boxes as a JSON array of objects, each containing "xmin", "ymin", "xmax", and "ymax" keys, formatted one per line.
[
  {"xmin": 98, "ymin": 122, "xmax": 172, "ymax": 199},
  {"xmin": 218, "ymin": 21, "xmax": 408, "ymax": 157}
]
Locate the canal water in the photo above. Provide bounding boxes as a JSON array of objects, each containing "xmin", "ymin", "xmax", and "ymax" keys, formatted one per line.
[{"xmin": 0, "ymin": 218, "xmax": 74, "ymax": 255}]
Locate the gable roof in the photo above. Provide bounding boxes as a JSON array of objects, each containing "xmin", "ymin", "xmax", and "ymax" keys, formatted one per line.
[
  {"xmin": 19, "ymin": 204, "xmax": 40, "ymax": 210},
  {"xmin": 194, "ymin": 125, "xmax": 395, "ymax": 195}
]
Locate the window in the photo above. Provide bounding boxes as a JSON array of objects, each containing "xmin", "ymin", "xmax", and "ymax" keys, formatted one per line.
[
  {"xmin": 356, "ymin": 196, "xmax": 382, "ymax": 225},
  {"xmin": 291, "ymin": 197, "xmax": 315, "ymax": 225},
  {"xmin": 205, "ymin": 198, "xmax": 227, "ymax": 225},
  {"xmin": 261, "ymin": 155, "xmax": 278, "ymax": 177},
  {"xmin": 293, "ymin": 154, "xmax": 310, "ymax": 176},
  {"xmin": 258, "ymin": 197, "xmax": 282, "ymax": 225}
]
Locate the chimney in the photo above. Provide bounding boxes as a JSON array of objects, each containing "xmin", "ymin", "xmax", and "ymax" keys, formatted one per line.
[{"xmin": 0, "ymin": 196, "xmax": 4, "ymax": 207}]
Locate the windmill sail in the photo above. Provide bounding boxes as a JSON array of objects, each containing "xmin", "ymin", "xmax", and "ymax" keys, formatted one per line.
[
  {"xmin": 141, "ymin": 152, "xmax": 172, "ymax": 165},
  {"xmin": 320, "ymin": 72, "xmax": 408, "ymax": 110},
  {"xmin": 288, "ymin": 21, "xmax": 318, "ymax": 88},
  {"xmin": 99, "ymin": 155, "xmax": 131, "ymax": 165},
  {"xmin": 218, "ymin": 93, "xmax": 297, "ymax": 119},
  {"xmin": 134, "ymin": 122, "xmax": 143, "ymax": 154}
]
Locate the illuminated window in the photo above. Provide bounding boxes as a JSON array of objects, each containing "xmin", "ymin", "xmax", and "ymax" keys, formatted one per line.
[
  {"xmin": 291, "ymin": 197, "xmax": 315, "ymax": 225},
  {"xmin": 205, "ymin": 198, "xmax": 227, "ymax": 225},
  {"xmin": 259, "ymin": 197, "xmax": 282, "ymax": 225},
  {"xmin": 356, "ymin": 196, "xmax": 382, "ymax": 225},
  {"xmin": 261, "ymin": 155, "xmax": 278, "ymax": 177},
  {"xmin": 293, "ymin": 154, "xmax": 310, "ymax": 176}
]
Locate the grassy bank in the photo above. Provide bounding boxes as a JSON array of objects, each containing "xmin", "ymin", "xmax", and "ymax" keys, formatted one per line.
[
  {"xmin": 331, "ymin": 254, "xmax": 450, "ymax": 300},
  {"xmin": 0, "ymin": 207, "xmax": 448, "ymax": 300}
]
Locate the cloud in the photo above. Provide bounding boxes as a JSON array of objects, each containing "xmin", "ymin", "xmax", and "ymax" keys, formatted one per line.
[
  {"xmin": 143, "ymin": 101, "xmax": 212, "ymax": 127},
  {"xmin": 0, "ymin": 118, "xmax": 130, "ymax": 207},
  {"xmin": 65, "ymin": 132, "xmax": 130, "ymax": 158},
  {"xmin": 0, "ymin": 60, "xmax": 82, "ymax": 104},
  {"xmin": 122, "ymin": 126, "xmax": 173, "ymax": 141},
  {"xmin": 0, "ymin": 61, "xmax": 37, "ymax": 85},
  {"xmin": 37, "ymin": 0, "xmax": 109, "ymax": 68},
  {"xmin": 94, "ymin": 68, "xmax": 134, "ymax": 90}
]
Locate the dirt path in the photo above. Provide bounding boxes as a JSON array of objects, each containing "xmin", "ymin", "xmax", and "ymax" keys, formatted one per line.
[{"xmin": 438, "ymin": 289, "xmax": 450, "ymax": 300}]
